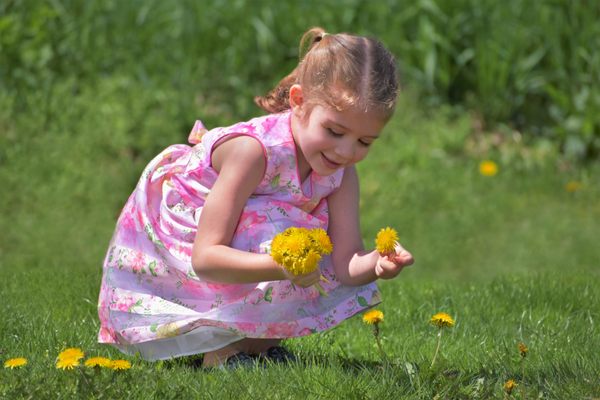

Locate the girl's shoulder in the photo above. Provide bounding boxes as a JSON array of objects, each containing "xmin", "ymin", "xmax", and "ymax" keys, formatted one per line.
[{"xmin": 188, "ymin": 112, "xmax": 292, "ymax": 148}]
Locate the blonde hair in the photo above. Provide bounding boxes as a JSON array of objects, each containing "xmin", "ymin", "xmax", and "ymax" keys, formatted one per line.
[{"xmin": 254, "ymin": 27, "xmax": 399, "ymax": 118}]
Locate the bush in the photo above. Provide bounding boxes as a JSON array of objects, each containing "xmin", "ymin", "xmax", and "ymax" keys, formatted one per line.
[{"xmin": 1, "ymin": 0, "xmax": 598, "ymax": 160}]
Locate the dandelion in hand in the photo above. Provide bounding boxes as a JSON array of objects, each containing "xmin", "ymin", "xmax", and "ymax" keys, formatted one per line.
[
  {"xmin": 270, "ymin": 227, "xmax": 332, "ymax": 296},
  {"xmin": 4, "ymin": 358, "xmax": 27, "ymax": 369},
  {"xmin": 310, "ymin": 227, "xmax": 333, "ymax": 254},
  {"xmin": 479, "ymin": 160, "xmax": 498, "ymax": 176},
  {"xmin": 362, "ymin": 309, "xmax": 387, "ymax": 361},
  {"xmin": 375, "ymin": 227, "xmax": 398, "ymax": 256},
  {"xmin": 429, "ymin": 312, "xmax": 454, "ymax": 368},
  {"xmin": 110, "ymin": 359, "xmax": 132, "ymax": 370}
]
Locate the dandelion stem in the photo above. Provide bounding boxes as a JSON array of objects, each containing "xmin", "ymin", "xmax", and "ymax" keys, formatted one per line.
[
  {"xmin": 373, "ymin": 325, "xmax": 388, "ymax": 362},
  {"xmin": 314, "ymin": 283, "xmax": 328, "ymax": 297},
  {"xmin": 521, "ymin": 360, "xmax": 526, "ymax": 400},
  {"xmin": 430, "ymin": 329, "xmax": 442, "ymax": 368}
]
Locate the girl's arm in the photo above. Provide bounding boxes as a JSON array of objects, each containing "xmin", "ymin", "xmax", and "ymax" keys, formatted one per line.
[
  {"xmin": 328, "ymin": 166, "xmax": 413, "ymax": 286},
  {"xmin": 191, "ymin": 136, "xmax": 288, "ymax": 284}
]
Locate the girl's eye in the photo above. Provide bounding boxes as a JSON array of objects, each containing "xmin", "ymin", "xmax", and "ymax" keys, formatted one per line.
[
  {"xmin": 327, "ymin": 128, "xmax": 343, "ymax": 137},
  {"xmin": 359, "ymin": 140, "xmax": 372, "ymax": 147}
]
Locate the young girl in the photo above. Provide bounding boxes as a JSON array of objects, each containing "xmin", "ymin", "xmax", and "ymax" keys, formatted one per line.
[{"xmin": 97, "ymin": 27, "xmax": 414, "ymax": 368}]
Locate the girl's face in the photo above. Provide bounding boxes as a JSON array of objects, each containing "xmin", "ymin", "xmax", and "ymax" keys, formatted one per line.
[{"xmin": 291, "ymin": 102, "xmax": 387, "ymax": 176}]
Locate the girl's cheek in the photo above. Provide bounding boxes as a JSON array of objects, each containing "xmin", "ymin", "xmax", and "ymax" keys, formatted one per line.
[{"xmin": 355, "ymin": 148, "xmax": 370, "ymax": 161}]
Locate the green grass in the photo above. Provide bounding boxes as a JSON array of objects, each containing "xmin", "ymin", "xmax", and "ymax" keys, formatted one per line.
[
  {"xmin": 1, "ymin": 75, "xmax": 599, "ymax": 398},
  {"xmin": 1, "ymin": 2, "xmax": 599, "ymax": 397}
]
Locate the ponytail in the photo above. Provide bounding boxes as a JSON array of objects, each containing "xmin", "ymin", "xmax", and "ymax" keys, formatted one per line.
[
  {"xmin": 255, "ymin": 27, "xmax": 398, "ymax": 117},
  {"xmin": 254, "ymin": 27, "xmax": 328, "ymax": 113}
]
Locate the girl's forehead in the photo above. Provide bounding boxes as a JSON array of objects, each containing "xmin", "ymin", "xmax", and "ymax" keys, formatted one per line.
[{"xmin": 312, "ymin": 104, "xmax": 388, "ymax": 136}]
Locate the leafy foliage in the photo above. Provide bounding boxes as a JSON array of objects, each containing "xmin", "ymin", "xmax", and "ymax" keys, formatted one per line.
[
  {"xmin": 1, "ymin": 1, "xmax": 599, "ymax": 398},
  {"xmin": 1, "ymin": 0, "xmax": 599, "ymax": 158}
]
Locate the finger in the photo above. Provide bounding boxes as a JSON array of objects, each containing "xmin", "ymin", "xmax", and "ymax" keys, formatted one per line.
[
  {"xmin": 376, "ymin": 261, "xmax": 402, "ymax": 279},
  {"xmin": 393, "ymin": 252, "xmax": 414, "ymax": 266},
  {"xmin": 375, "ymin": 261, "xmax": 384, "ymax": 277},
  {"xmin": 394, "ymin": 241, "xmax": 407, "ymax": 254},
  {"xmin": 377, "ymin": 257, "xmax": 401, "ymax": 274},
  {"xmin": 394, "ymin": 242, "xmax": 414, "ymax": 265}
]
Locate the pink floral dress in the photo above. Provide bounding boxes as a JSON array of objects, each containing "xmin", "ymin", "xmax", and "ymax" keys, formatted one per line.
[{"xmin": 97, "ymin": 111, "xmax": 380, "ymax": 360}]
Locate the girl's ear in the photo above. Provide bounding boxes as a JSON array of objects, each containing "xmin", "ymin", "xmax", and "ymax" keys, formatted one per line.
[{"xmin": 289, "ymin": 84, "xmax": 304, "ymax": 115}]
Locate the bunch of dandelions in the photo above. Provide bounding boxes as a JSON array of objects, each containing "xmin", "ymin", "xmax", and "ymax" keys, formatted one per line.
[
  {"xmin": 362, "ymin": 309, "xmax": 387, "ymax": 362},
  {"xmin": 429, "ymin": 312, "xmax": 455, "ymax": 368},
  {"xmin": 270, "ymin": 227, "xmax": 332, "ymax": 296},
  {"xmin": 56, "ymin": 347, "xmax": 131, "ymax": 371}
]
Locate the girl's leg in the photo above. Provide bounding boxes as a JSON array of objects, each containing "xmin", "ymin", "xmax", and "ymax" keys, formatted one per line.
[
  {"xmin": 202, "ymin": 338, "xmax": 281, "ymax": 367},
  {"xmin": 242, "ymin": 338, "xmax": 281, "ymax": 354}
]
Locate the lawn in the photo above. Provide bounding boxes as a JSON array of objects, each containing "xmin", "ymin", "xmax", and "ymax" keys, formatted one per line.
[
  {"xmin": 1, "ymin": 77, "xmax": 599, "ymax": 398},
  {"xmin": 1, "ymin": 1, "xmax": 599, "ymax": 397}
]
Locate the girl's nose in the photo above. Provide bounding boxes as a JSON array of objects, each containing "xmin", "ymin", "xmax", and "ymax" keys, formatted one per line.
[{"xmin": 335, "ymin": 140, "xmax": 356, "ymax": 161}]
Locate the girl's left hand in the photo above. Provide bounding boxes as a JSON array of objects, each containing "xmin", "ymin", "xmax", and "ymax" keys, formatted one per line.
[{"xmin": 375, "ymin": 242, "xmax": 414, "ymax": 279}]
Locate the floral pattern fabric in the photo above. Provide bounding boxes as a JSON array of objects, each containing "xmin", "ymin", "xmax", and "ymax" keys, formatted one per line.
[{"xmin": 97, "ymin": 111, "xmax": 380, "ymax": 356}]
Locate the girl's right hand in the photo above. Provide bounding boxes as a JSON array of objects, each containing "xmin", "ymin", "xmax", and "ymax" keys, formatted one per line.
[
  {"xmin": 281, "ymin": 268, "xmax": 322, "ymax": 288},
  {"xmin": 375, "ymin": 242, "xmax": 414, "ymax": 279}
]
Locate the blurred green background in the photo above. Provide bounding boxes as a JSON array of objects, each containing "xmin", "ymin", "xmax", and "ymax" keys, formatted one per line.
[
  {"xmin": 1, "ymin": 1, "xmax": 599, "ymax": 398},
  {"xmin": 1, "ymin": 0, "xmax": 598, "ymax": 278},
  {"xmin": 2, "ymin": 0, "xmax": 600, "ymax": 158}
]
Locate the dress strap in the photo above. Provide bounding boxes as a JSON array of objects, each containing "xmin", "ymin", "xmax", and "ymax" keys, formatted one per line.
[{"xmin": 188, "ymin": 120, "xmax": 208, "ymax": 144}]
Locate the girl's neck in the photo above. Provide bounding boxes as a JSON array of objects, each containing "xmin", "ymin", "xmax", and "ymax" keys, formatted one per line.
[
  {"xmin": 290, "ymin": 113, "xmax": 312, "ymax": 182},
  {"xmin": 296, "ymin": 148, "xmax": 311, "ymax": 182}
]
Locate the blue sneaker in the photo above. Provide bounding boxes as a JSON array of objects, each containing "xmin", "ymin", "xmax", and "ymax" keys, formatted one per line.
[
  {"xmin": 263, "ymin": 346, "xmax": 297, "ymax": 364},
  {"xmin": 223, "ymin": 352, "xmax": 258, "ymax": 369}
]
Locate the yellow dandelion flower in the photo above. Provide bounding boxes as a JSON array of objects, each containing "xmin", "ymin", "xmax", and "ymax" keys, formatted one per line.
[
  {"xmin": 271, "ymin": 250, "xmax": 284, "ymax": 265},
  {"xmin": 565, "ymin": 181, "xmax": 582, "ymax": 192},
  {"xmin": 300, "ymin": 250, "xmax": 320, "ymax": 273},
  {"xmin": 285, "ymin": 232, "xmax": 308, "ymax": 255},
  {"xmin": 110, "ymin": 359, "xmax": 132, "ymax": 370},
  {"xmin": 271, "ymin": 227, "xmax": 332, "ymax": 296},
  {"xmin": 375, "ymin": 227, "xmax": 398, "ymax": 255},
  {"xmin": 518, "ymin": 342, "xmax": 528, "ymax": 358},
  {"xmin": 58, "ymin": 347, "xmax": 84, "ymax": 361},
  {"xmin": 479, "ymin": 160, "xmax": 498, "ymax": 176},
  {"xmin": 504, "ymin": 379, "xmax": 517, "ymax": 394},
  {"xmin": 84, "ymin": 357, "xmax": 112, "ymax": 368},
  {"xmin": 430, "ymin": 312, "xmax": 455, "ymax": 328},
  {"xmin": 4, "ymin": 358, "xmax": 27, "ymax": 369},
  {"xmin": 362, "ymin": 309, "xmax": 384, "ymax": 325},
  {"xmin": 310, "ymin": 228, "xmax": 333, "ymax": 254},
  {"xmin": 56, "ymin": 357, "xmax": 80, "ymax": 370}
]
